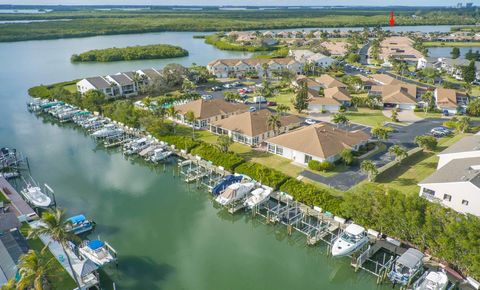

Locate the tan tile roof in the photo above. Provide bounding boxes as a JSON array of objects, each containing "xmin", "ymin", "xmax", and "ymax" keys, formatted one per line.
[
  {"xmin": 175, "ymin": 99, "xmax": 248, "ymax": 120},
  {"xmin": 324, "ymin": 87, "xmax": 351, "ymax": 102},
  {"xmin": 266, "ymin": 123, "xmax": 369, "ymax": 159},
  {"xmin": 379, "ymin": 36, "xmax": 424, "ymax": 62},
  {"xmin": 436, "ymin": 88, "xmax": 468, "ymax": 109},
  {"xmin": 371, "ymin": 74, "xmax": 403, "ymax": 85},
  {"xmin": 211, "ymin": 109, "xmax": 302, "ymax": 137},
  {"xmin": 320, "ymin": 41, "xmax": 349, "ymax": 56},
  {"xmin": 381, "ymin": 84, "xmax": 418, "ymax": 104},
  {"xmin": 315, "ymin": 74, "xmax": 347, "ymax": 88}
]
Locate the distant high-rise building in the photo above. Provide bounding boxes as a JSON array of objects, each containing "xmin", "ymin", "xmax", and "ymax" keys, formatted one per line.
[{"xmin": 466, "ymin": 3, "xmax": 473, "ymax": 8}]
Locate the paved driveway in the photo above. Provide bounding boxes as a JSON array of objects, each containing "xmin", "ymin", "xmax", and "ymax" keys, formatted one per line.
[{"xmin": 382, "ymin": 110, "xmax": 424, "ymax": 123}]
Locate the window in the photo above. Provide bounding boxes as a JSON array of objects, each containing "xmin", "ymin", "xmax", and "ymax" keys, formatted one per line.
[
  {"xmin": 462, "ymin": 200, "xmax": 469, "ymax": 206},
  {"xmin": 443, "ymin": 194, "xmax": 452, "ymax": 202},
  {"xmin": 267, "ymin": 144, "xmax": 275, "ymax": 153},
  {"xmin": 276, "ymin": 146, "xmax": 283, "ymax": 155},
  {"xmin": 304, "ymin": 155, "xmax": 312, "ymax": 164}
]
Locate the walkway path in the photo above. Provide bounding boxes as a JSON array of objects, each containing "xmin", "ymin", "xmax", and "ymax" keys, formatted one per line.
[{"xmin": 0, "ymin": 176, "xmax": 36, "ymax": 220}]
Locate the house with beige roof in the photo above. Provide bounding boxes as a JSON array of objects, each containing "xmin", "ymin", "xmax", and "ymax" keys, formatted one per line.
[
  {"xmin": 370, "ymin": 74, "xmax": 403, "ymax": 85},
  {"xmin": 314, "ymin": 74, "xmax": 347, "ymax": 89},
  {"xmin": 288, "ymin": 49, "xmax": 334, "ymax": 67},
  {"xmin": 266, "ymin": 123, "xmax": 369, "ymax": 164},
  {"xmin": 319, "ymin": 41, "xmax": 349, "ymax": 57},
  {"xmin": 369, "ymin": 83, "xmax": 425, "ymax": 110},
  {"xmin": 209, "ymin": 109, "xmax": 302, "ymax": 146},
  {"xmin": 308, "ymin": 87, "xmax": 351, "ymax": 112},
  {"xmin": 434, "ymin": 88, "xmax": 469, "ymax": 115},
  {"xmin": 377, "ymin": 36, "xmax": 424, "ymax": 66},
  {"xmin": 207, "ymin": 58, "xmax": 303, "ymax": 78},
  {"xmin": 173, "ymin": 99, "xmax": 248, "ymax": 129}
]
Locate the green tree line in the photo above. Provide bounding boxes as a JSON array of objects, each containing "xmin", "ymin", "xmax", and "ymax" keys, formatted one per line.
[{"xmin": 70, "ymin": 44, "xmax": 188, "ymax": 62}]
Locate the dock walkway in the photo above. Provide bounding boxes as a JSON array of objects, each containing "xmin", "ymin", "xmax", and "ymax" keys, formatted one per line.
[{"xmin": 0, "ymin": 176, "xmax": 37, "ymax": 220}]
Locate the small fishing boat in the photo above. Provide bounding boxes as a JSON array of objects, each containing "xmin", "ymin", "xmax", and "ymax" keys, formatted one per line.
[
  {"xmin": 244, "ymin": 186, "xmax": 272, "ymax": 209},
  {"xmin": 388, "ymin": 248, "xmax": 425, "ymax": 286},
  {"xmin": 412, "ymin": 270, "xmax": 450, "ymax": 290},
  {"xmin": 211, "ymin": 174, "xmax": 244, "ymax": 196},
  {"xmin": 66, "ymin": 214, "xmax": 95, "ymax": 235},
  {"xmin": 215, "ymin": 182, "xmax": 255, "ymax": 206},
  {"xmin": 79, "ymin": 240, "xmax": 115, "ymax": 266},
  {"xmin": 124, "ymin": 138, "xmax": 150, "ymax": 155},
  {"xmin": 149, "ymin": 148, "xmax": 173, "ymax": 162},
  {"xmin": 20, "ymin": 184, "xmax": 52, "ymax": 208},
  {"xmin": 331, "ymin": 224, "xmax": 369, "ymax": 257},
  {"xmin": 91, "ymin": 124, "xmax": 123, "ymax": 138},
  {"xmin": 0, "ymin": 171, "xmax": 20, "ymax": 179}
]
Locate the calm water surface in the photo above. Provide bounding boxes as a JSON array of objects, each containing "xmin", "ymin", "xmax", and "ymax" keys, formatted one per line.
[
  {"xmin": 428, "ymin": 46, "xmax": 480, "ymax": 59},
  {"xmin": 0, "ymin": 28, "xmax": 446, "ymax": 289}
]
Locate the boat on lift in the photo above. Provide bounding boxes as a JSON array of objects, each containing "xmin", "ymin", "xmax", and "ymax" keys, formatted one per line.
[
  {"xmin": 331, "ymin": 224, "xmax": 369, "ymax": 257},
  {"xmin": 412, "ymin": 270, "xmax": 451, "ymax": 290},
  {"xmin": 244, "ymin": 186, "xmax": 272, "ymax": 209},
  {"xmin": 388, "ymin": 248, "xmax": 425, "ymax": 286},
  {"xmin": 91, "ymin": 124, "xmax": 123, "ymax": 139},
  {"xmin": 20, "ymin": 183, "xmax": 52, "ymax": 208},
  {"xmin": 211, "ymin": 174, "xmax": 244, "ymax": 196},
  {"xmin": 66, "ymin": 214, "xmax": 95, "ymax": 235},
  {"xmin": 78, "ymin": 239, "xmax": 115, "ymax": 266},
  {"xmin": 149, "ymin": 148, "xmax": 173, "ymax": 162},
  {"xmin": 215, "ymin": 182, "xmax": 255, "ymax": 206}
]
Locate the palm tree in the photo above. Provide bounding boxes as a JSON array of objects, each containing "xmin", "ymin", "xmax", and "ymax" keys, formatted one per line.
[
  {"xmin": 360, "ymin": 160, "xmax": 378, "ymax": 182},
  {"xmin": 1, "ymin": 278, "xmax": 16, "ymax": 290},
  {"xmin": 340, "ymin": 149, "xmax": 354, "ymax": 166},
  {"xmin": 185, "ymin": 110, "xmax": 197, "ymax": 138},
  {"xmin": 17, "ymin": 248, "xmax": 57, "ymax": 290},
  {"xmin": 457, "ymin": 116, "xmax": 471, "ymax": 133},
  {"xmin": 276, "ymin": 104, "xmax": 290, "ymax": 116},
  {"xmin": 421, "ymin": 91, "xmax": 434, "ymax": 114},
  {"xmin": 166, "ymin": 106, "xmax": 179, "ymax": 119},
  {"xmin": 388, "ymin": 145, "xmax": 408, "ymax": 163},
  {"xmin": 266, "ymin": 113, "xmax": 282, "ymax": 136},
  {"xmin": 332, "ymin": 113, "xmax": 349, "ymax": 127},
  {"xmin": 261, "ymin": 63, "xmax": 269, "ymax": 78},
  {"xmin": 216, "ymin": 134, "xmax": 233, "ymax": 153},
  {"xmin": 28, "ymin": 209, "xmax": 82, "ymax": 290}
]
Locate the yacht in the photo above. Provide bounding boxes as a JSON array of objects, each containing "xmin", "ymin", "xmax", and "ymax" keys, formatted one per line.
[
  {"xmin": 388, "ymin": 248, "xmax": 425, "ymax": 286},
  {"xmin": 412, "ymin": 270, "xmax": 450, "ymax": 290},
  {"xmin": 149, "ymin": 148, "xmax": 173, "ymax": 162},
  {"xmin": 331, "ymin": 224, "xmax": 369, "ymax": 257},
  {"xmin": 66, "ymin": 214, "xmax": 95, "ymax": 235},
  {"xmin": 78, "ymin": 240, "xmax": 115, "ymax": 266},
  {"xmin": 215, "ymin": 182, "xmax": 255, "ymax": 206},
  {"xmin": 20, "ymin": 184, "xmax": 52, "ymax": 208},
  {"xmin": 91, "ymin": 124, "xmax": 123, "ymax": 138},
  {"xmin": 244, "ymin": 186, "xmax": 272, "ymax": 209},
  {"xmin": 211, "ymin": 174, "xmax": 244, "ymax": 196}
]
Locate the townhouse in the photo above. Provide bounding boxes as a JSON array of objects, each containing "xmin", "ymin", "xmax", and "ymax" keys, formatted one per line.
[
  {"xmin": 434, "ymin": 88, "xmax": 469, "ymax": 115},
  {"xmin": 207, "ymin": 58, "xmax": 303, "ymax": 78},
  {"xmin": 209, "ymin": 109, "xmax": 302, "ymax": 146},
  {"xmin": 266, "ymin": 123, "xmax": 369, "ymax": 164},
  {"xmin": 308, "ymin": 87, "xmax": 351, "ymax": 112},
  {"xmin": 377, "ymin": 36, "xmax": 424, "ymax": 66},
  {"xmin": 437, "ymin": 58, "xmax": 480, "ymax": 81},
  {"xmin": 369, "ymin": 83, "xmax": 425, "ymax": 110},
  {"xmin": 288, "ymin": 49, "xmax": 334, "ymax": 67}
]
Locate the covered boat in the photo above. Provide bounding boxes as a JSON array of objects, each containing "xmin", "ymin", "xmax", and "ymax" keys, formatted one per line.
[
  {"xmin": 211, "ymin": 175, "xmax": 243, "ymax": 196},
  {"xmin": 412, "ymin": 270, "xmax": 450, "ymax": 290},
  {"xmin": 244, "ymin": 187, "xmax": 272, "ymax": 209},
  {"xmin": 66, "ymin": 214, "xmax": 95, "ymax": 235},
  {"xmin": 331, "ymin": 224, "xmax": 369, "ymax": 257},
  {"xmin": 388, "ymin": 248, "xmax": 425, "ymax": 286},
  {"xmin": 215, "ymin": 182, "xmax": 255, "ymax": 206},
  {"xmin": 79, "ymin": 240, "xmax": 115, "ymax": 266}
]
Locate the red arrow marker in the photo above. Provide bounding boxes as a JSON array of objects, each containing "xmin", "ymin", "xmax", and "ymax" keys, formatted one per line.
[{"xmin": 389, "ymin": 11, "xmax": 395, "ymax": 27}]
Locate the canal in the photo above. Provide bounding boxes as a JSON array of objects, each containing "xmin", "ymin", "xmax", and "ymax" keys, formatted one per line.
[{"xmin": 0, "ymin": 26, "xmax": 454, "ymax": 290}]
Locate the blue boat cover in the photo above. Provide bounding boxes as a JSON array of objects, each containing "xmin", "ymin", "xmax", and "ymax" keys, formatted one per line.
[
  {"xmin": 88, "ymin": 240, "xmax": 104, "ymax": 250},
  {"xmin": 211, "ymin": 175, "xmax": 242, "ymax": 195},
  {"xmin": 68, "ymin": 214, "xmax": 86, "ymax": 224}
]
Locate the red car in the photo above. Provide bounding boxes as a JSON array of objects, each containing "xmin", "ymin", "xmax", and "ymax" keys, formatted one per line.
[{"xmin": 267, "ymin": 101, "xmax": 277, "ymax": 106}]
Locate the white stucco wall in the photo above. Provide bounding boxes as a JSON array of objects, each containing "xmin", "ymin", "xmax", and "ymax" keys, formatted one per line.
[{"xmin": 437, "ymin": 152, "xmax": 480, "ymax": 169}]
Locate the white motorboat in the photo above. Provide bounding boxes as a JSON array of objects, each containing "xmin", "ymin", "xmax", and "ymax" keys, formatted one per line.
[
  {"xmin": 20, "ymin": 184, "xmax": 52, "ymax": 208},
  {"xmin": 124, "ymin": 138, "xmax": 150, "ymax": 155},
  {"xmin": 91, "ymin": 124, "xmax": 123, "ymax": 138},
  {"xmin": 331, "ymin": 224, "xmax": 369, "ymax": 257},
  {"xmin": 78, "ymin": 240, "xmax": 115, "ymax": 266},
  {"xmin": 0, "ymin": 171, "xmax": 20, "ymax": 179},
  {"xmin": 412, "ymin": 270, "xmax": 449, "ymax": 290},
  {"xmin": 215, "ymin": 182, "xmax": 255, "ymax": 206},
  {"xmin": 244, "ymin": 186, "xmax": 272, "ymax": 209},
  {"xmin": 149, "ymin": 148, "xmax": 173, "ymax": 162}
]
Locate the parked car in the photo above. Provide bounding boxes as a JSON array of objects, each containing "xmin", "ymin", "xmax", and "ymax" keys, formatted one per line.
[
  {"xmin": 223, "ymin": 84, "xmax": 232, "ymax": 89},
  {"xmin": 305, "ymin": 118, "xmax": 317, "ymax": 125},
  {"xmin": 211, "ymin": 86, "xmax": 222, "ymax": 91},
  {"xmin": 201, "ymin": 94, "xmax": 213, "ymax": 100},
  {"xmin": 267, "ymin": 101, "xmax": 277, "ymax": 106},
  {"xmin": 238, "ymin": 88, "xmax": 246, "ymax": 93},
  {"xmin": 249, "ymin": 107, "xmax": 257, "ymax": 112},
  {"xmin": 239, "ymin": 93, "xmax": 248, "ymax": 98},
  {"xmin": 431, "ymin": 127, "xmax": 451, "ymax": 137}
]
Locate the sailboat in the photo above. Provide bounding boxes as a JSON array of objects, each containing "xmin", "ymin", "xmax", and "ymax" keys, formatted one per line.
[{"xmin": 331, "ymin": 224, "xmax": 369, "ymax": 257}]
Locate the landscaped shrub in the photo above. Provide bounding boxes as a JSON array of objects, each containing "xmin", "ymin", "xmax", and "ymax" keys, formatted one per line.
[
  {"xmin": 308, "ymin": 160, "xmax": 334, "ymax": 172},
  {"xmin": 280, "ymin": 179, "xmax": 343, "ymax": 214},
  {"xmin": 191, "ymin": 143, "xmax": 244, "ymax": 171},
  {"xmin": 158, "ymin": 135, "xmax": 200, "ymax": 152},
  {"xmin": 308, "ymin": 160, "xmax": 322, "ymax": 171},
  {"xmin": 235, "ymin": 162, "xmax": 288, "ymax": 189}
]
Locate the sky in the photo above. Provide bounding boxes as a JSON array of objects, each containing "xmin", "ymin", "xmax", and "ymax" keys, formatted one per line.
[{"xmin": 5, "ymin": 0, "xmax": 471, "ymax": 6}]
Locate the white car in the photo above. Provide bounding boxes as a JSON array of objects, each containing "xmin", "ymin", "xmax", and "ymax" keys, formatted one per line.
[
  {"xmin": 201, "ymin": 94, "xmax": 213, "ymax": 100},
  {"xmin": 305, "ymin": 118, "xmax": 317, "ymax": 125}
]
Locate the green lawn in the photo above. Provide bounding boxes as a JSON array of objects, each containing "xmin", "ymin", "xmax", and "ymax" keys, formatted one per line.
[
  {"xmin": 0, "ymin": 188, "xmax": 10, "ymax": 203},
  {"xmin": 372, "ymin": 133, "xmax": 468, "ymax": 194},
  {"xmin": 423, "ymin": 41, "xmax": 480, "ymax": 47},
  {"xmin": 62, "ymin": 84, "xmax": 77, "ymax": 94},
  {"xmin": 345, "ymin": 108, "xmax": 390, "ymax": 127},
  {"xmin": 443, "ymin": 75, "xmax": 480, "ymax": 96},
  {"xmin": 20, "ymin": 223, "xmax": 76, "ymax": 290}
]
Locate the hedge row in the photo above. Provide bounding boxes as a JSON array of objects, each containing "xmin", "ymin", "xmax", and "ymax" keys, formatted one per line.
[
  {"xmin": 235, "ymin": 162, "xmax": 289, "ymax": 189},
  {"xmin": 158, "ymin": 135, "xmax": 201, "ymax": 152},
  {"xmin": 279, "ymin": 179, "xmax": 343, "ymax": 214},
  {"xmin": 190, "ymin": 143, "xmax": 244, "ymax": 171}
]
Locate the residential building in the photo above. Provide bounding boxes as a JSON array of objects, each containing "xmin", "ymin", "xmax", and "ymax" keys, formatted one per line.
[
  {"xmin": 418, "ymin": 157, "xmax": 480, "ymax": 217},
  {"xmin": 76, "ymin": 76, "xmax": 115, "ymax": 98},
  {"xmin": 0, "ymin": 213, "xmax": 29, "ymax": 285},
  {"xmin": 209, "ymin": 109, "xmax": 302, "ymax": 146},
  {"xmin": 136, "ymin": 68, "xmax": 162, "ymax": 85},
  {"xmin": 173, "ymin": 98, "xmax": 248, "ymax": 129},
  {"xmin": 266, "ymin": 123, "xmax": 369, "ymax": 164},
  {"xmin": 378, "ymin": 36, "xmax": 424, "ymax": 66},
  {"xmin": 288, "ymin": 49, "xmax": 334, "ymax": 67},
  {"xmin": 369, "ymin": 83, "xmax": 424, "ymax": 110},
  {"xmin": 438, "ymin": 58, "xmax": 480, "ymax": 80},
  {"xmin": 207, "ymin": 58, "xmax": 303, "ymax": 78},
  {"xmin": 315, "ymin": 74, "xmax": 347, "ymax": 89},
  {"xmin": 355, "ymin": 74, "xmax": 377, "ymax": 90},
  {"xmin": 370, "ymin": 74, "xmax": 403, "ymax": 85},
  {"xmin": 308, "ymin": 87, "xmax": 351, "ymax": 112},
  {"xmin": 319, "ymin": 41, "xmax": 349, "ymax": 57},
  {"xmin": 417, "ymin": 56, "xmax": 441, "ymax": 70},
  {"xmin": 434, "ymin": 88, "xmax": 469, "ymax": 115},
  {"xmin": 436, "ymin": 135, "xmax": 480, "ymax": 169},
  {"xmin": 105, "ymin": 73, "xmax": 137, "ymax": 97},
  {"xmin": 294, "ymin": 75, "xmax": 322, "ymax": 91}
]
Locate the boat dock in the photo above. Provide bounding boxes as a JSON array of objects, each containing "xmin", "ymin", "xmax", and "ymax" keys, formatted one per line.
[
  {"xmin": 29, "ymin": 220, "xmax": 101, "ymax": 290},
  {"xmin": 0, "ymin": 176, "xmax": 37, "ymax": 221}
]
